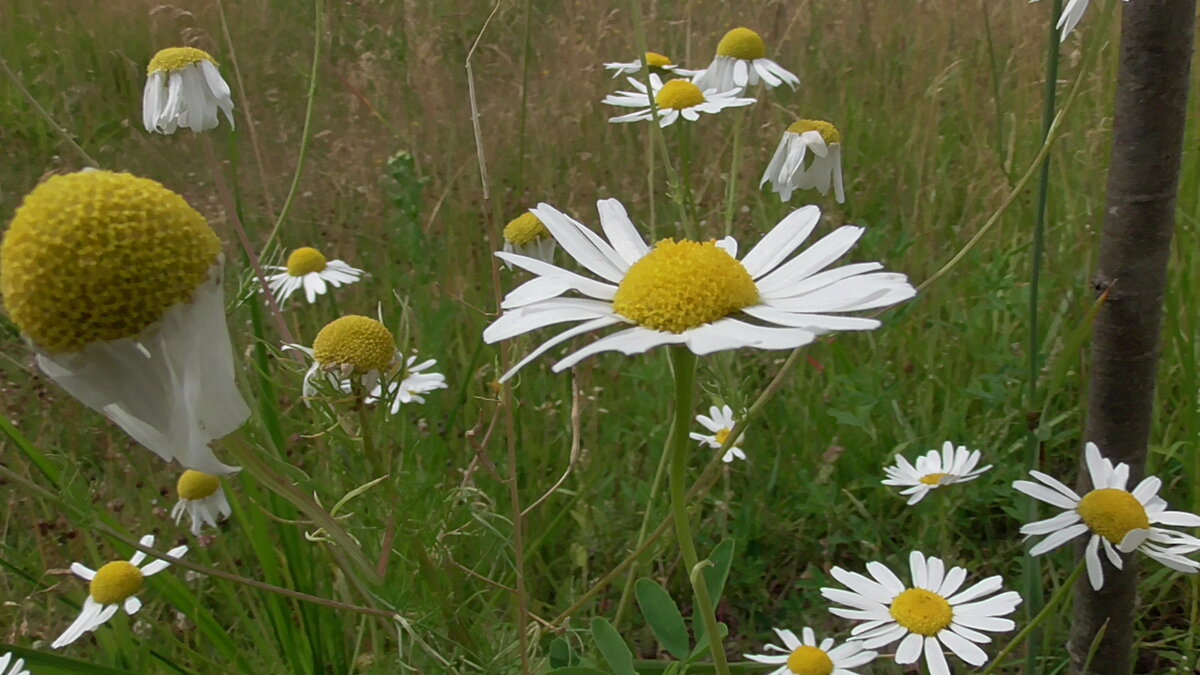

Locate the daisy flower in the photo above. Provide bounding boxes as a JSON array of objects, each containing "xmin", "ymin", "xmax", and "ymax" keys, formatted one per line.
[
  {"xmin": 1, "ymin": 170, "xmax": 249, "ymax": 475},
  {"xmin": 761, "ymin": 120, "xmax": 846, "ymax": 204},
  {"xmin": 171, "ymin": 470, "xmax": 232, "ymax": 535},
  {"xmin": 1013, "ymin": 441, "xmax": 1200, "ymax": 590},
  {"xmin": 820, "ymin": 551, "xmax": 1021, "ymax": 675},
  {"xmin": 1029, "ymin": 0, "xmax": 1128, "ymax": 42},
  {"xmin": 143, "ymin": 47, "xmax": 235, "ymax": 134},
  {"xmin": 603, "ymin": 74, "xmax": 755, "ymax": 127},
  {"xmin": 692, "ymin": 27, "xmax": 799, "ymax": 94},
  {"xmin": 482, "ymin": 199, "xmax": 915, "ymax": 382},
  {"xmin": 744, "ymin": 626, "xmax": 877, "ymax": 675},
  {"xmin": 289, "ymin": 315, "xmax": 399, "ymax": 402},
  {"xmin": 356, "ymin": 354, "xmax": 448, "ymax": 414},
  {"xmin": 0, "ymin": 652, "xmax": 29, "ymax": 675},
  {"xmin": 604, "ymin": 51, "xmax": 697, "ymax": 78},
  {"xmin": 502, "ymin": 212, "xmax": 557, "ymax": 265},
  {"xmin": 51, "ymin": 535, "xmax": 187, "ymax": 649},
  {"xmin": 264, "ymin": 246, "xmax": 365, "ymax": 304},
  {"xmin": 882, "ymin": 441, "xmax": 992, "ymax": 505},
  {"xmin": 690, "ymin": 404, "xmax": 746, "ymax": 462}
]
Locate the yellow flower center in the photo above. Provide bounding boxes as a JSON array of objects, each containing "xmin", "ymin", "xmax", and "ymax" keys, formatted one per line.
[
  {"xmin": 177, "ymin": 470, "xmax": 221, "ymax": 501},
  {"xmin": 312, "ymin": 315, "xmax": 396, "ymax": 372},
  {"xmin": 920, "ymin": 473, "xmax": 949, "ymax": 486},
  {"xmin": 786, "ymin": 646, "xmax": 834, "ymax": 675},
  {"xmin": 503, "ymin": 213, "xmax": 549, "ymax": 246},
  {"xmin": 285, "ymin": 247, "xmax": 328, "ymax": 276},
  {"xmin": 655, "ymin": 80, "xmax": 706, "ymax": 111},
  {"xmin": 716, "ymin": 27, "xmax": 767, "ymax": 60},
  {"xmin": 1077, "ymin": 488, "xmax": 1150, "ymax": 544},
  {"xmin": 147, "ymin": 47, "xmax": 215, "ymax": 74},
  {"xmin": 0, "ymin": 170, "xmax": 221, "ymax": 353},
  {"xmin": 90, "ymin": 561, "xmax": 144, "ymax": 605},
  {"xmin": 715, "ymin": 429, "xmax": 731, "ymax": 445},
  {"xmin": 645, "ymin": 51, "xmax": 673, "ymax": 68},
  {"xmin": 787, "ymin": 119, "xmax": 842, "ymax": 145},
  {"xmin": 890, "ymin": 588, "xmax": 953, "ymax": 636},
  {"xmin": 612, "ymin": 239, "xmax": 758, "ymax": 333}
]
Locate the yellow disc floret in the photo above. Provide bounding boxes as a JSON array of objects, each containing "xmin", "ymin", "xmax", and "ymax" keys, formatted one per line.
[
  {"xmin": 503, "ymin": 213, "xmax": 549, "ymax": 246},
  {"xmin": 919, "ymin": 473, "xmax": 949, "ymax": 486},
  {"xmin": 1, "ymin": 170, "xmax": 221, "ymax": 353},
  {"xmin": 90, "ymin": 561, "xmax": 144, "ymax": 605},
  {"xmin": 612, "ymin": 239, "xmax": 758, "ymax": 333},
  {"xmin": 656, "ymin": 80, "xmax": 706, "ymax": 111},
  {"xmin": 1077, "ymin": 488, "xmax": 1150, "ymax": 544},
  {"xmin": 715, "ymin": 429, "xmax": 731, "ymax": 445},
  {"xmin": 716, "ymin": 27, "xmax": 767, "ymax": 60},
  {"xmin": 787, "ymin": 119, "xmax": 842, "ymax": 145},
  {"xmin": 286, "ymin": 247, "xmax": 328, "ymax": 276},
  {"xmin": 177, "ymin": 470, "xmax": 221, "ymax": 501},
  {"xmin": 312, "ymin": 315, "xmax": 396, "ymax": 372},
  {"xmin": 787, "ymin": 645, "xmax": 835, "ymax": 675},
  {"xmin": 148, "ymin": 47, "xmax": 215, "ymax": 74},
  {"xmin": 645, "ymin": 51, "xmax": 673, "ymax": 68},
  {"xmin": 890, "ymin": 588, "xmax": 953, "ymax": 636}
]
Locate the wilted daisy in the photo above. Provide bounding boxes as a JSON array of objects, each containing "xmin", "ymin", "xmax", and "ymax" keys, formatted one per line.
[
  {"xmin": 761, "ymin": 120, "xmax": 845, "ymax": 204},
  {"xmin": 171, "ymin": 470, "xmax": 232, "ymax": 535},
  {"xmin": 745, "ymin": 626, "xmax": 877, "ymax": 675},
  {"xmin": 503, "ymin": 212, "xmax": 557, "ymax": 265},
  {"xmin": 1013, "ymin": 442, "xmax": 1200, "ymax": 590},
  {"xmin": 1029, "ymin": 0, "xmax": 1126, "ymax": 42},
  {"xmin": 821, "ymin": 551, "xmax": 1021, "ymax": 675},
  {"xmin": 483, "ymin": 199, "xmax": 915, "ymax": 382},
  {"xmin": 604, "ymin": 51, "xmax": 697, "ymax": 78},
  {"xmin": 1, "ymin": 170, "xmax": 249, "ymax": 475},
  {"xmin": 51, "ymin": 535, "xmax": 187, "ymax": 649},
  {"xmin": 289, "ymin": 315, "xmax": 398, "ymax": 401},
  {"xmin": 264, "ymin": 246, "xmax": 365, "ymax": 304},
  {"xmin": 882, "ymin": 442, "xmax": 992, "ymax": 505},
  {"xmin": 603, "ymin": 74, "xmax": 755, "ymax": 127},
  {"xmin": 690, "ymin": 404, "xmax": 746, "ymax": 462},
  {"xmin": 692, "ymin": 27, "xmax": 799, "ymax": 94},
  {"xmin": 0, "ymin": 652, "xmax": 29, "ymax": 675},
  {"xmin": 356, "ymin": 354, "xmax": 447, "ymax": 414},
  {"xmin": 143, "ymin": 47, "xmax": 235, "ymax": 134}
]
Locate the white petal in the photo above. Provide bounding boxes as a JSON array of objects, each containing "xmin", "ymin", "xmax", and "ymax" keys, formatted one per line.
[
  {"xmin": 739, "ymin": 206, "xmax": 822, "ymax": 279},
  {"xmin": 595, "ymin": 199, "xmax": 649, "ymax": 264}
]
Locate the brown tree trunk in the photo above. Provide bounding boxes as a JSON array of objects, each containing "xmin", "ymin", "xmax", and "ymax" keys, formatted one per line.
[{"xmin": 1070, "ymin": 1, "xmax": 1197, "ymax": 673}]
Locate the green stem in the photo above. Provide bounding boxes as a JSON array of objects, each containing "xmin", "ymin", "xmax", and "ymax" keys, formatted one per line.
[
  {"xmin": 354, "ymin": 381, "xmax": 380, "ymax": 475},
  {"xmin": 724, "ymin": 108, "xmax": 745, "ymax": 237},
  {"xmin": 667, "ymin": 348, "xmax": 729, "ymax": 675},
  {"xmin": 613, "ymin": 427, "xmax": 674, "ymax": 627},
  {"xmin": 676, "ymin": 124, "xmax": 698, "ymax": 240},
  {"xmin": 981, "ymin": 557, "xmax": 1085, "ymax": 675}
]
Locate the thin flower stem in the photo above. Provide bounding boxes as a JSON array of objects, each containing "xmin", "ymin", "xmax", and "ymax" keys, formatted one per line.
[
  {"xmin": 667, "ymin": 347, "xmax": 729, "ymax": 675},
  {"xmin": 676, "ymin": 124, "xmax": 699, "ymax": 240},
  {"xmin": 981, "ymin": 557, "xmax": 1086, "ymax": 675},
  {"xmin": 613, "ymin": 423, "xmax": 674, "ymax": 627},
  {"xmin": 0, "ymin": 55, "xmax": 99, "ymax": 168},
  {"xmin": 723, "ymin": 107, "xmax": 745, "ymax": 237}
]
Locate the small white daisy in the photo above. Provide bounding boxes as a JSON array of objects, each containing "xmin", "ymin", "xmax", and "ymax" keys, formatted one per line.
[
  {"xmin": 483, "ymin": 199, "xmax": 915, "ymax": 382},
  {"xmin": 0, "ymin": 652, "xmax": 29, "ymax": 675},
  {"xmin": 761, "ymin": 120, "xmax": 846, "ymax": 204},
  {"xmin": 171, "ymin": 470, "xmax": 232, "ymax": 535},
  {"xmin": 143, "ymin": 47, "xmax": 235, "ymax": 134},
  {"xmin": 503, "ymin": 212, "xmax": 557, "ymax": 265},
  {"xmin": 604, "ymin": 51, "xmax": 698, "ymax": 78},
  {"xmin": 52, "ymin": 535, "xmax": 187, "ymax": 649},
  {"xmin": 359, "ymin": 354, "xmax": 448, "ymax": 415},
  {"xmin": 692, "ymin": 27, "xmax": 799, "ymax": 94},
  {"xmin": 1013, "ymin": 441, "xmax": 1200, "ymax": 590},
  {"xmin": 603, "ymin": 74, "xmax": 755, "ymax": 127},
  {"xmin": 264, "ymin": 246, "xmax": 365, "ymax": 305},
  {"xmin": 744, "ymin": 626, "xmax": 877, "ymax": 675},
  {"xmin": 1029, "ymin": 0, "xmax": 1128, "ymax": 42},
  {"xmin": 882, "ymin": 441, "xmax": 992, "ymax": 505},
  {"xmin": 820, "ymin": 551, "xmax": 1021, "ymax": 675},
  {"xmin": 690, "ymin": 404, "xmax": 746, "ymax": 462}
]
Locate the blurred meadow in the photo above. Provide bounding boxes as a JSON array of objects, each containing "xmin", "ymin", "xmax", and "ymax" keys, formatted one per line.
[{"xmin": 1, "ymin": 0, "xmax": 1199, "ymax": 673}]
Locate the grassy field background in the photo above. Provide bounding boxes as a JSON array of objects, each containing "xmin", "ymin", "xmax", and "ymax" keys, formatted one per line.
[{"xmin": 1, "ymin": 0, "xmax": 1199, "ymax": 672}]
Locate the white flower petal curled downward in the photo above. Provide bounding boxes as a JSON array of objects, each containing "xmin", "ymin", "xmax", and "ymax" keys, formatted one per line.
[
  {"xmin": 882, "ymin": 441, "xmax": 992, "ymax": 505},
  {"xmin": 1029, "ymin": 0, "xmax": 1129, "ymax": 42},
  {"xmin": 691, "ymin": 27, "xmax": 799, "ymax": 95},
  {"xmin": 744, "ymin": 626, "xmax": 878, "ymax": 674},
  {"xmin": 143, "ymin": 47, "xmax": 235, "ymax": 134},
  {"xmin": 483, "ymin": 199, "xmax": 915, "ymax": 382},
  {"xmin": 762, "ymin": 121, "xmax": 846, "ymax": 204},
  {"xmin": 603, "ymin": 74, "xmax": 755, "ymax": 127},
  {"xmin": 1013, "ymin": 441, "xmax": 1200, "ymax": 590},
  {"xmin": 264, "ymin": 247, "xmax": 365, "ymax": 305},
  {"xmin": 690, "ymin": 404, "xmax": 746, "ymax": 462}
]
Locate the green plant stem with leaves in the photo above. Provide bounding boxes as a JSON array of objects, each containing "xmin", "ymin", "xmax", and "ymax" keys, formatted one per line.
[{"xmin": 982, "ymin": 557, "xmax": 1085, "ymax": 675}]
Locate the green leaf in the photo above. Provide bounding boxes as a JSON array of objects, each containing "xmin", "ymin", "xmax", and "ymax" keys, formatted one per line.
[
  {"xmin": 702, "ymin": 539, "xmax": 736, "ymax": 607},
  {"xmin": 0, "ymin": 643, "xmax": 137, "ymax": 674},
  {"xmin": 549, "ymin": 636, "xmax": 576, "ymax": 668},
  {"xmin": 547, "ymin": 669, "xmax": 608, "ymax": 675},
  {"xmin": 590, "ymin": 617, "xmax": 636, "ymax": 675},
  {"xmin": 688, "ymin": 621, "xmax": 729, "ymax": 661},
  {"xmin": 635, "ymin": 578, "xmax": 690, "ymax": 660}
]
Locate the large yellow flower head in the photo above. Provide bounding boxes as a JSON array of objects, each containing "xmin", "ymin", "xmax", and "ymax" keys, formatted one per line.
[{"xmin": 1, "ymin": 170, "xmax": 220, "ymax": 353}]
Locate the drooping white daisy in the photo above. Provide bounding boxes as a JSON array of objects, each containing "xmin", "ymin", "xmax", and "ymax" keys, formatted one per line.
[
  {"xmin": 744, "ymin": 626, "xmax": 877, "ymax": 675},
  {"xmin": 820, "ymin": 551, "xmax": 1021, "ymax": 675},
  {"xmin": 171, "ymin": 470, "xmax": 232, "ymax": 535},
  {"xmin": 882, "ymin": 442, "xmax": 992, "ymax": 505},
  {"xmin": 603, "ymin": 74, "xmax": 755, "ymax": 127},
  {"xmin": 1029, "ymin": 0, "xmax": 1128, "ymax": 42},
  {"xmin": 264, "ymin": 246, "xmax": 365, "ymax": 304},
  {"xmin": 51, "ymin": 535, "xmax": 187, "ymax": 649},
  {"xmin": 1013, "ymin": 441, "xmax": 1200, "ymax": 590},
  {"xmin": 690, "ymin": 404, "xmax": 746, "ymax": 462},
  {"xmin": 288, "ymin": 315, "xmax": 399, "ymax": 401},
  {"xmin": 502, "ymin": 212, "xmax": 557, "ymax": 265},
  {"xmin": 604, "ymin": 51, "xmax": 698, "ymax": 78},
  {"xmin": 762, "ymin": 120, "xmax": 846, "ymax": 204},
  {"xmin": 143, "ymin": 47, "xmax": 235, "ymax": 134},
  {"xmin": 1, "ymin": 170, "xmax": 249, "ymax": 475},
  {"xmin": 0, "ymin": 651, "xmax": 29, "ymax": 675},
  {"xmin": 482, "ymin": 199, "xmax": 915, "ymax": 382},
  {"xmin": 358, "ymin": 354, "xmax": 448, "ymax": 415},
  {"xmin": 692, "ymin": 27, "xmax": 799, "ymax": 94}
]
